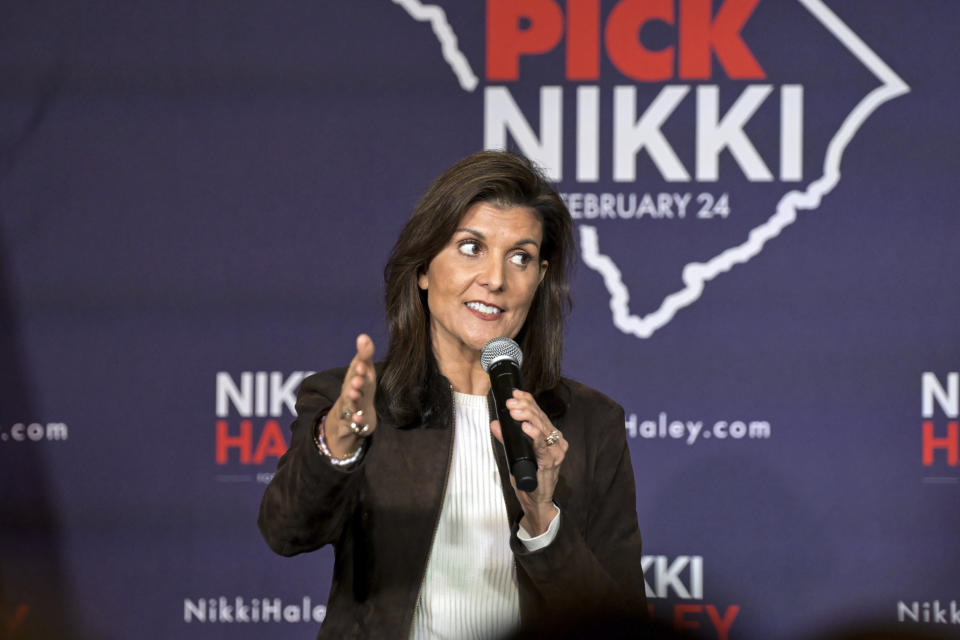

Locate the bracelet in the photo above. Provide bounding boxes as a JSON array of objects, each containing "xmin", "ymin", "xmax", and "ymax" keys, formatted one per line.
[{"xmin": 314, "ymin": 413, "xmax": 364, "ymax": 466}]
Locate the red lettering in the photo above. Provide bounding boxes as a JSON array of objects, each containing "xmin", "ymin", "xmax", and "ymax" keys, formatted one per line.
[
  {"xmin": 253, "ymin": 420, "xmax": 288, "ymax": 464},
  {"xmin": 486, "ymin": 0, "xmax": 764, "ymax": 81},
  {"xmin": 487, "ymin": 0, "xmax": 563, "ymax": 80},
  {"xmin": 605, "ymin": 0, "xmax": 674, "ymax": 81},
  {"xmin": 706, "ymin": 605, "xmax": 740, "ymax": 640},
  {"xmin": 216, "ymin": 420, "xmax": 252, "ymax": 464},
  {"xmin": 679, "ymin": 0, "xmax": 765, "ymax": 79},
  {"xmin": 923, "ymin": 421, "xmax": 959, "ymax": 466},
  {"xmin": 566, "ymin": 0, "xmax": 600, "ymax": 80},
  {"xmin": 673, "ymin": 604, "xmax": 702, "ymax": 633}
]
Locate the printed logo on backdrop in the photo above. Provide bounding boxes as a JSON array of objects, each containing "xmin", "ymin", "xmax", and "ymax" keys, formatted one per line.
[
  {"xmin": 626, "ymin": 409, "xmax": 770, "ymax": 445},
  {"xmin": 644, "ymin": 555, "xmax": 739, "ymax": 639},
  {"xmin": 184, "ymin": 596, "xmax": 325, "ymax": 624},
  {"xmin": 920, "ymin": 372, "xmax": 959, "ymax": 484},
  {"xmin": 896, "ymin": 599, "xmax": 960, "ymax": 627},
  {"xmin": 214, "ymin": 372, "xmax": 312, "ymax": 484},
  {"xmin": 392, "ymin": 0, "xmax": 909, "ymax": 338},
  {"xmin": 0, "ymin": 421, "xmax": 68, "ymax": 444}
]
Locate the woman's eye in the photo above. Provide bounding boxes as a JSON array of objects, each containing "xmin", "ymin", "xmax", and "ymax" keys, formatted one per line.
[
  {"xmin": 457, "ymin": 240, "xmax": 480, "ymax": 257},
  {"xmin": 509, "ymin": 252, "xmax": 532, "ymax": 267}
]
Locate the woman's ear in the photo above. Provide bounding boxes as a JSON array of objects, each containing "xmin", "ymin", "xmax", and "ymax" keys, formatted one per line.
[
  {"xmin": 538, "ymin": 260, "xmax": 548, "ymax": 286},
  {"xmin": 418, "ymin": 271, "xmax": 429, "ymax": 290}
]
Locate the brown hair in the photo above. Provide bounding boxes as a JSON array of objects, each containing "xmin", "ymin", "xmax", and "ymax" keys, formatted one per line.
[{"xmin": 378, "ymin": 150, "xmax": 574, "ymax": 427}]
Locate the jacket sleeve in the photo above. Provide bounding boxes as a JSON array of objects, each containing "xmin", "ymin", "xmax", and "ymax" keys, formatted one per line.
[
  {"xmin": 257, "ymin": 369, "xmax": 368, "ymax": 557},
  {"xmin": 510, "ymin": 399, "xmax": 647, "ymax": 618}
]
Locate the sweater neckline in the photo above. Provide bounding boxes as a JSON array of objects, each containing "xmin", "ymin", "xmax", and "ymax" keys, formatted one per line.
[{"xmin": 452, "ymin": 390, "xmax": 488, "ymax": 409}]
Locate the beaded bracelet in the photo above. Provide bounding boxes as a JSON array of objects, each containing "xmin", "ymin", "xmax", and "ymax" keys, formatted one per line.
[{"xmin": 314, "ymin": 413, "xmax": 364, "ymax": 466}]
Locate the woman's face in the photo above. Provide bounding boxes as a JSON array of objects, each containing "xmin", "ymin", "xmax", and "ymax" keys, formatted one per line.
[{"xmin": 418, "ymin": 202, "xmax": 548, "ymax": 363}]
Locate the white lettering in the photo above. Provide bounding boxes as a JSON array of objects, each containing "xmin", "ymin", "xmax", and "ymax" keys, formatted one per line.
[
  {"xmin": 234, "ymin": 597, "xmax": 250, "ymax": 622},
  {"xmin": 262, "ymin": 598, "xmax": 281, "ymax": 622},
  {"xmin": 484, "ymin": 86, "xmax": 562, "ymax": 180},
  {"xmin": 637, "ymin": 193, "xmax": 657, "ymax": 217},
  {"xmin": 184, "ymin": 599, "xmax": 206, "ymax": 622},
  {"xmin": 640, "ymin": 420, "xmax": 657, "ymax": 438},
  {"xmin": 781, "ymin": 85, "xmax": 803, "ymax": 180},
  {"xmin": 897, "ymin": 600, "xmax": 960, "ymax": 625},
  {"xmin": 216, "ymin": 372, "xmax": 252, "ymax": 417},
  {"xmin": 577, "ymin": 86, "xmax": 599, "ymax": 182},
  {"xmin": 669, "ymin": 421, "xmax": 685, "ymax": 439},
  {"xmin": 583, "ymin": 193, "xmax": 599, "ymax": 219},
  {"xmin": 933, "ymin": 601, "xmax": 947, "ymax": 624},
  {"xmin": 697, "ymin": 85, "xmax": 773, "ymax": 182},
  {"xmin": 255, "ymin": 372, "xmax": 268, "ymax": 417},
  {"xmin": 217, "ymin": 372, "xmax": 310, "ymax": 418},
  {"xmin": 656, "ymin": 556, "xmax": 691, "ymax": 598},
  {"xmin": 183, "ymin": 596, "xmax": 323, "ymax": 624},
  {"xmin": 218, "ymin": 597, "xmax": 234, "ymax": 622},
  {"xmin": 27, "ymin": 423, "xmax": 44, "ymax": 441},
  {"xmin": 674, "ymin": 192, "xmax": 691, "ymax": 218},
  {"xmin": 270, "ymin": 372, "xmax": 302, "ymax": 417},
  {"xmin": 614, "ymin": 85, "xmax": 691, "ymax": 182},
  {"xmin": 641, "ymin": 555, "xmax": 704, "ymax": 600},
  {"xmin": 898, "ymin": 601, "xmax": 918, "ymax": 622},
  {"xmin": 485, "ymin": 85, "xmax": 802, "ymax": 184},
  {"xmin": 689, "ymin": 556, "xmax": 703, "ymax": 599},
  {"xmin": 922, "ymin": 372, "xmax": 959, "ymax": 418},
  {"xmin": 566, "ymin": 192, "xmax": 582, "ymax": 218},
  {"xmin": 47, "ymin": 423, "xmax": 68, "ymax": 440},
  {"xmin": 750, "ymin": 421, "xmax": 772, "ymax": 438},
  {"xmin": 730, "ymin": 421, "xmax": 747, "ymax": 439},
  {"xmin": 625, "ymin": 413, "xmax": 771, "ymax": 443},
  {"xmin": 600, "ymin": 193, "xmax": 616, "ymax": 218}
]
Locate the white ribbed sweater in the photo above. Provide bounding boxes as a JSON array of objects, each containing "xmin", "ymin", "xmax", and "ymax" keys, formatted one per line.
[{"xmin": 409, "ymin": 392, "xmax": 559, "ymax": 639}]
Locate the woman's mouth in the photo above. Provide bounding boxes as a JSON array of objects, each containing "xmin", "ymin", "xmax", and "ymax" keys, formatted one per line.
[{"xmin": 465, "ymin": 301, "xmax": 503, "ymax": 318}]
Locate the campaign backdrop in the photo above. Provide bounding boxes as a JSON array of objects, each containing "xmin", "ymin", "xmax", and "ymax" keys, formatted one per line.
[{"xmin": 2, "ymin": 1, "xmax": 958, "ymax": 638}]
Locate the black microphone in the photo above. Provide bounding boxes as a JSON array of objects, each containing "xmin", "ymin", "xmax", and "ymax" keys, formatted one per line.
[{"xmin": 481, "ymin": 337, "xmax": 538, "ymax": 492}]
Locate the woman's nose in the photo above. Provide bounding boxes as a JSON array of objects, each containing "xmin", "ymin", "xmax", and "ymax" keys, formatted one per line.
[{"xmin": 478, "ymin": 256, "xmax": 505, "ymax": 291}]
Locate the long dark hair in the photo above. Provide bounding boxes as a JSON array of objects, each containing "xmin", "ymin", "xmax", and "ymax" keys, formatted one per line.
[{"xmin": 378, "ymin": 151, "xmax": 574, "ymax": 427}]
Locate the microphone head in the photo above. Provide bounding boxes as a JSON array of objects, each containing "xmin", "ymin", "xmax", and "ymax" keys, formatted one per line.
[{"xmin": 480, "ymin": 337, "xmax": 523, "ymax": 373}]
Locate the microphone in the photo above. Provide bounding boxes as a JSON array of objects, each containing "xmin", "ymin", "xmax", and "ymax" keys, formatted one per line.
[{"xmin": 481, "ymin": 337, "xmax": 538, "ymax": 492}]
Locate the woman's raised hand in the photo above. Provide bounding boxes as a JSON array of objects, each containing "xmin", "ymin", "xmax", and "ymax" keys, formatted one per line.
[{"xmin": 326, "ymin": 334, "xmax": 377, "ymax": 458}]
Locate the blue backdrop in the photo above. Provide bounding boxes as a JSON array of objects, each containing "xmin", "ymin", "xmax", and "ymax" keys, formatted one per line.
[{"xmin": 2, "ymin": 1, "xmax": 958, "ymax": 638}]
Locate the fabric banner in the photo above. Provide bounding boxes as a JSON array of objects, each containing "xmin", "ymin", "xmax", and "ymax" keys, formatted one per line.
[{"xmin": 1, "ymin": 1, "xmax": 957, "ymax": 638}]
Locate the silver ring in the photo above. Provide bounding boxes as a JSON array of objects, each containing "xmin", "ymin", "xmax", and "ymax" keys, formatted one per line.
[
  {"xmin": 545, "ymin": 430, "xmax": 561, "ymax": 446},
  {"xmin": 348, "ymin": 410, "xmax": 371, "ymax": 437},
  {"xmin": 348, "ymin": 421, "xmax": 370, "ymax": 437}
]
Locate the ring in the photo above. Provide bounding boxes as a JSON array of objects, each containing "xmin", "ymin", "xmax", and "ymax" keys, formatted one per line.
[
  {"xmin": 341, "ymin": 407, "xmax": 354, "ymax": 420},
  {"xmin": 545, "ymin": 430, "xmax": 561, "ymax": 446},
  {"xmin": 348, "ymin": 410, "xmax": 371, "ymax": 437},
  {"xmin": 349, "ymin": 421, "xmax": 371, "ymax": 437}
]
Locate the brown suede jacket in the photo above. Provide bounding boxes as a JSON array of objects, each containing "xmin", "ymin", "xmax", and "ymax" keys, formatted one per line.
[{"xmin": 258, "ymin": 367, "xmax": 646, "ymax": 639}]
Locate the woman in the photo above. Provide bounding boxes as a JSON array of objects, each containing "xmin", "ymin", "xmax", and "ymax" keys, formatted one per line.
[{"xmin": 259, "ymin": 151, "xmax": 646, "ymax": 639}]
